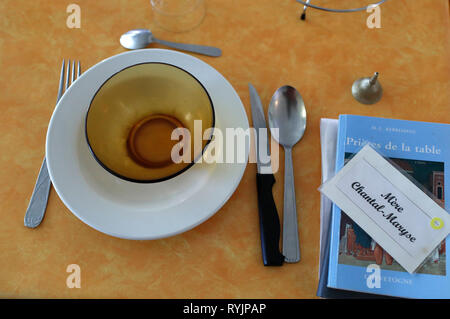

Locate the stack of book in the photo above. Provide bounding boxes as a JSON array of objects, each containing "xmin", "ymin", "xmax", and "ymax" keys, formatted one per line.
[{"xmin": 318, "ymin": 115, "xmax": 450, "ymax": 298}]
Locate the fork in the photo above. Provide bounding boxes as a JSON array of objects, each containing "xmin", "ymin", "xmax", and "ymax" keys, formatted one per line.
[{"xmin": 24, "ymin": 60, "xmax": 81, "ymax": 228}]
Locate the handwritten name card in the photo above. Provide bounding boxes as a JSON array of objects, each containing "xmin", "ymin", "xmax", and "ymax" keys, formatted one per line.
[{"xmin": 320, "ymin": 144, "xmax": 450, "ymax": 273}]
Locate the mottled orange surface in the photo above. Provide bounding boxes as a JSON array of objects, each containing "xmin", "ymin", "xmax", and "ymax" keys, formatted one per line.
[{"xmin": 0, "ymin": 0, "xmax": 449, "ymax": 298}]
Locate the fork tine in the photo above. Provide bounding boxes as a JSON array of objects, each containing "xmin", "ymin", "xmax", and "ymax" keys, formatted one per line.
[
  {"xmin": 65, "ymin": 59, "xmax": 71, "ymax": 90},
  {"xmin": 77, "ymin": 61, "xmax": 81, "ymax": 77},
  {"xmin": 56, "ymin": 60, "xmax": 65, "ymax": 102},
  {"xmin": 71, "ymin": 60, "xmax": 75, "ymax": 84}
]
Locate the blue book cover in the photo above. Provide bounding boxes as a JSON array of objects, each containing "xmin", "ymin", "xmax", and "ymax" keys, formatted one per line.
[{"xmin": 327, "ymin": 115, "xmax": 450, "ymax": 298}]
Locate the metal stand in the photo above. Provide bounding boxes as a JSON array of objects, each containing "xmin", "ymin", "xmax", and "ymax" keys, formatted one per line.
[
  {"xmin": 352, "ymin": 72, "xmax": 383, "ymax": 105},
  {"xmin": 297, "ymin": 0, "xmax": 388, "ymax": 20}
]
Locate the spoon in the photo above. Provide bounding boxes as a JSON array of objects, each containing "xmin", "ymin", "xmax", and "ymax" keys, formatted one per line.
[
  {"xmin": 120, "ymin": 29, "xmax": 222, "ymax": 57},
  {"xmin": 268, "ymin": 85, "xmax": 307, "ymax": 263}
]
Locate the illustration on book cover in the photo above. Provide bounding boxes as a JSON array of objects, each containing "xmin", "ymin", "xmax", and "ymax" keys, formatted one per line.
[{"xmin": 338, "ymin": 154, "xmax": 446, "ymax": 276}]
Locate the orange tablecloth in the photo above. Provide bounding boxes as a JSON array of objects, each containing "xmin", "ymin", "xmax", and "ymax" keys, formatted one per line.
[{"xmin": 0, "ymin": 0, "xmax": 448, "ymax": 298}]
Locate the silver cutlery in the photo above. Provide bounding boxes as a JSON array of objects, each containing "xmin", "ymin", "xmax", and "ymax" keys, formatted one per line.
[
  {"xmin": 268, "ymin": 86, "xmax": 307, "ymax": 263},
  {"xmin": 120, "ymin": 29, "xmax": 222, "ymax": 57},
  {"xmin": 249, "ymin": 83, "xmax": 284, "ymax": 266},
  {"xmin": 24, "ymin": 60, "xmax": 81, "ymax": 228}
]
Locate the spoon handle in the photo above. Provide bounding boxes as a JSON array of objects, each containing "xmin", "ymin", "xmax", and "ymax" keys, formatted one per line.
[
  {"xmin": 152, "ymin": 38, "xmax": 222, "ymax": 57},
  {"xmin": 282, "ymin": 147, "xmax": 300, "ymax": 263}
]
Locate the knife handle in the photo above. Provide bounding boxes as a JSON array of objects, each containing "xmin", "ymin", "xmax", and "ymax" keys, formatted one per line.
[{"xmin": 256, "ymin": 173, "xmax": 284, "ymax": 266}]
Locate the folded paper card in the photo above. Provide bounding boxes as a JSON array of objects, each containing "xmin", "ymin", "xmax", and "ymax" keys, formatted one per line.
[{"xmin": 320, "ymin": 144, "xmax": 450, "ymax": 274}]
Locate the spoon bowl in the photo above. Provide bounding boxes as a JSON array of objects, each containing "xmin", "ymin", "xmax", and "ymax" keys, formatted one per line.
[
  {"xmin": 268, "ymin": 86, "xmax": 307, "ymax": 147},
  {"xmin": 120, "ymin": 29, "xmax": 153, "ymax": 50},
  {"xmin": 268, "ymin": 85, "xmax": 307, "ymax": 263}
]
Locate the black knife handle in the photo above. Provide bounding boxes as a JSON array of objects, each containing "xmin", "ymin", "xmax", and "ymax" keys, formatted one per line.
[{"xmin": 256, "ymin": 173, "xmax": 284, "ymax": 266}]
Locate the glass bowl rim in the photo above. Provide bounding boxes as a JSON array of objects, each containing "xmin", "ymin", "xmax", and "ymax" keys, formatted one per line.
[{"xmin": 84, "ymin": 61, "xmax": 216, "ymax": 184}]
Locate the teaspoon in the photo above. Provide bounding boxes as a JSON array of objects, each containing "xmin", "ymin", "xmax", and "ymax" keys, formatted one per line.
[{"xmin": 120, "ymin": 29, "xmax": 222, "ymax": 57}]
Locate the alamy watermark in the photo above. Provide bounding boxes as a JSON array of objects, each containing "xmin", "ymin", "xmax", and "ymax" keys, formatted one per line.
[
  {"xmin": 169, "ymin": 122, "xmax": 280, "ymax": 174},
  {"xmin": 366, "ymin": 4, "xmax": 381, "ymax": 29},
  {"xmin": 66, "ymin": 4, "xmax": 81, "ymax": 29},
  {"xmin": 366, "ymin": 264, "xmax": 381, "ymax": 289},
  {"xmin": 66, "ymin": 264, "xmax": 81, "ymax": 288}
]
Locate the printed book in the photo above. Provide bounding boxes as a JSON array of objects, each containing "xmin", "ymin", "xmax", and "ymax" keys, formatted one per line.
[{"xmin": 327, "ymin": 115, "xmax": 450, "ymax": 298}]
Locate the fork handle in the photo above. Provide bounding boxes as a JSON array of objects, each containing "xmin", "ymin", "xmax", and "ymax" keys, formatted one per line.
[{"xmin": 24, "ymin": 158, "xmax": 51, "ymax": 228}]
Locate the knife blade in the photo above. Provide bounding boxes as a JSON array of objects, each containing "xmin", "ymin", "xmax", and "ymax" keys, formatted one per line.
[{"xmin": 249, "ymin": 83, "xmax": 284, "ymax": 266}]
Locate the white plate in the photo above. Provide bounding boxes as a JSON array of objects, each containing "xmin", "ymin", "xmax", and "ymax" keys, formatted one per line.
[{"xmin": 46, "ymin": 49, "xmax": 249, "ymax": 240}]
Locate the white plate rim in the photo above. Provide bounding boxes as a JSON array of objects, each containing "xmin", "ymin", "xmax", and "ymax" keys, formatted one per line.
[{"xmin": 45, "ymin": 49, "xmax": 249, "ymax": 240}]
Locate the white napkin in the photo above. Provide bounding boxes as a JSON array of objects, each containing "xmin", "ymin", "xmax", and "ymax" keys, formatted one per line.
[{"xmin": 318, "ymin": 118, "xmax": 338, "ymax": 277}]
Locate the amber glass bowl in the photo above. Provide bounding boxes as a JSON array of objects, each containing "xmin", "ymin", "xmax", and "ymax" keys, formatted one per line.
[{"xmin": 85, "ymin": 62, "xmax": 215, "ymax": 183}]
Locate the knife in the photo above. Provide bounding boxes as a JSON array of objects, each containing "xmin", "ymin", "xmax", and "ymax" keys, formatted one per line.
[{"xmin": 249, "ymin": 83, "xmax": 284, "ymax": 266}]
